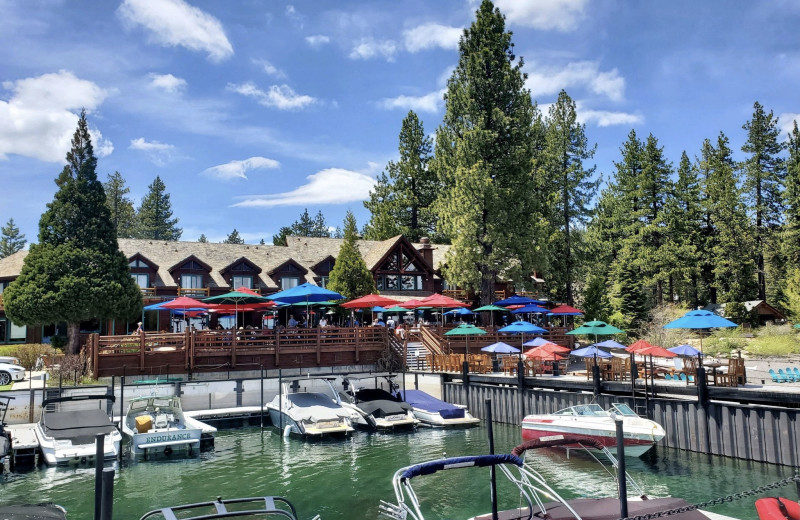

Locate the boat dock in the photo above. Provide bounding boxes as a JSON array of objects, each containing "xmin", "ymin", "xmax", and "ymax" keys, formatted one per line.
[{"xmin": 5, "ymin": 423, "xmax": 39, "ymax": 469}]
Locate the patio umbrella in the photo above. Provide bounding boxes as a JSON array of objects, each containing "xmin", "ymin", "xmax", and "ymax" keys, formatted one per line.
[
  {"xmin": 637, "ymin": 345, "xmax": 677, "ymax": 391},
  {"xmin": 522, "ymin": 337, "xmax": 555, "ymax": 347},
  {"xmin": 524, "ymin": 349, "xmax": 564, "ymax": 361},
  {"xmin": 510, "ymin": 304, "xmax": 550, "ymax": 314},
  {"xmin": 593, "ymin": 339, "xmax": 627, "ymax": 350},
  {"xmin": 383, "ymin": 305, "xmax": 409, "ymax": 313},
  {"xmin": 267, "ymin": 282, "xmax": 345, "ymax": 324},
  {"xmin": 472, "ymin": 304, "xmax": 509, "ymax": 327},
  {"xmin": 526, "ymin": 343, "xmax": 570, "ymax": 356},
  {"xmin": 668, "ymin": 344, "xmax": 703, "ymax": 356},
  {"xmin": 498, "ymin": 321, "xmax": 549, "ymax": 363},
  {"xmin": 443, "ymin": 323, "xmax": 487, "ymax": 372},
  {"xmin": 422, "ymin": 293, "xmax": 470, "ymax": 326},
  {"xmin": 494, "ymin": 294, "xmax": 547, "ymax": 307},
  {"xmin": 571, "ymin": 345, "xmax": 613, "ymax": 359},
  {"xmin": 547, "ymin": 304, "xmax": 584, "ymax": 327},
  {"xmin": 481, "ymin": 342, "xmax": 520, "ymax": 353},
  {"xmin": 400, "ymin": 299, "xmax": 428, "ymax": 309},
  {"xmin": 204, "ymin": 290, "xmax": 273, "ymax": 329},
  {"xmin": 663, "ymin": 310, "xmax": 737, "ymax": 352},
  {"xmin": 626, "ymin": 339, "xmax": 656, "ymax": 353},
  {"xmin": 160, "ymin": 296, "xmax": 212, "ymax": 332},
  {"xmin": 341, "ymin": 294, "xmax": 399, "ymax": 309}
]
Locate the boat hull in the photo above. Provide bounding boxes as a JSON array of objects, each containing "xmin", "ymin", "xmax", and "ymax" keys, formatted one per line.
[
  {"xmin": 123, "ymin": 427, "xmax": 203, "ymax": 456},
  {"xmin": 412, "ymin": 408, "xmax": 480, "ymax": 428},
  {"xmin": 266, "ymin": 407, "xmax": 353, "ymax": 437},
  {"xmin": 36, "ymin": 426, "xmax": 121, "ymax": 465},
  {"xmin": 521, "ymin": 417, "xmax": 662, "ymax": 457}
]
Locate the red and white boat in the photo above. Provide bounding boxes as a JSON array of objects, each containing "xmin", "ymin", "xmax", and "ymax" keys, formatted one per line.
[{"xmin": 521, "ymin": 403, "xmax": 665, "ymax": 457}]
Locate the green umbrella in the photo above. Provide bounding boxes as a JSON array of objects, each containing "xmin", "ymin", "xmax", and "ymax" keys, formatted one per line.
[
  {"xmin": 383, "ymin": 305, "xmax": 410, "ymax": 312},
  {"xmin": 444, "ymin": 323, "xmax": 487, "ymax": 368},
  {"xmin": 473, "ymin": 304, "xmax": 509, "ymax": 327},
  {"xmin": 567, "ymin": 320, "xmax": 624, "ymax": 350},
  {"xmin": 204, "ymin": 290, "xmax": 271, "ymax": 329}
]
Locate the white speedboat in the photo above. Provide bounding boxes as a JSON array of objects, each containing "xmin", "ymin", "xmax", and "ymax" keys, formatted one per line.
[
  {"xmin": 339, "ymin": 377, "xmax": 418, "ymax": 430},
  {"xmin": 267, "ymin": 380, "xmax": 355, "ymax": 437},
  {"xmin": 121, "ymin": 395, "xmax": 216, "ymax": 457},
  {"xmin": 35, "ymin": 393, "xmax": 122, "ymax": 465},
  {"xmin": 521, "ymin": 402, "xmax": 665, "ymax": 457},
  {"xmin": 379, "ymin": 435, "xmax": 736, "ymax": 520},
  {"xmin": 397, "ymin": 389, "xmax": 479, "ymax": 427}
]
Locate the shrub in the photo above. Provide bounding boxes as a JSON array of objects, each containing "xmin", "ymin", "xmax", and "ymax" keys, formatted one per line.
[
  {"xmin": 50, "ymin": 335, "xmax": 68, "ymax": 350},
  {"xmin": 48, "ymin": 350, "xmax": 95, "ymax": 385},
  {"xmin": 11, "ymin": 343, "xmax": 56, "ymax": 370}
]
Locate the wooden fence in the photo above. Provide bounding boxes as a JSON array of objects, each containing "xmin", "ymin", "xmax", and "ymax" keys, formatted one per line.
[
  {"xmin": 444, "ymin": 381, "xmax": 800, "ymax": 467},
  {"xmin": 87, "ymin": 327, "xmax": 388, "ymax": 377}
]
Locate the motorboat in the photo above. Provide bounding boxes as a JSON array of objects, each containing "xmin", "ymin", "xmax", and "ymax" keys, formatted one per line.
[
  {"xmin": 121, "ymin": 395, "xmax": 216, "ymax": 458},
  {"xmin": 379, "ymin": 435, "xmax": 736, "ymax": 520},
  {"xmin": 397, "ymin": 389, "xmax": 479, "ymax": 427},
  {"xmin": 266, "ymin": 379, "xmax": 355, "ymax": 437},
  {"xmin": 756, "ymin": 497, "xmax": 800, "ymax": 520},
  {"xmin": 138, "ymin": 495, "xmax": 319, "ymax": 520},
  {"xmin": 339, "ymin": 376, "xmax": 419, "ymax": 430},
  {"xmin": 0, "ymin": 396, "xmax": 11, "ymax": 468},
  {"xmin": 0, "ymin": 504, "xmax": 67, "ymax": 519},
  {"xmin": 521, "ymin": 402, "xmax": 665, "ymax": 457},
  {"xmin": 35, "ymin": 393, "xmax": 122, "ymax": 465}
]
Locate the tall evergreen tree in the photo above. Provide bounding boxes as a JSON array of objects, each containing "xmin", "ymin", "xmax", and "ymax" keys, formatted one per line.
[
  {"xmin": 223, "ymin": 229, "xmax": 244, "ymax": 244},
  {"xmin": 0, "ymin": 218, "xmax": 26, "ymax": 258},
  {"xmin": 707, "ymin": 133, "xmax": 757, "ymax": 302},
  {"xmin": 3, "ymin": 111, "xmax": 141, "ymax": 354},
  {"xmin": 103, "ymin": 171, "xmax": 136, "ymax": 238},
  {"xmin": 135, "ymin": 176, "xmax": 181, "ymax": 240},
  {"xmin": 327, "ymin": 211, "xmax": 376, "ymax": 299},
  {"xmin": 272, "ymin": 209, "xmax": 330, "ymax": 246},
  {"xmin": 741, "ymin": 102, "xmax": 786, "ymax": 300},
  {"xmin": 784, "ymin": 121, "xmax": 800, "ymax": 266},
  {"xmin": 198, "ymin": 234, "xmax": 208, "ymax": 243},
  {"xmin": 696, "ymin": 138, "xmax": 718, "ymax": 304},
  {"xmin": 433, "ymin": 0, "xmax": 539, "ymax": 305},
  {"xmin": 537, "ymin": 90, "xmax": 597, "ymax": 305},
  {"xmin": 364, "ymin": 111, "xmax": 441, "ymax": 242}
]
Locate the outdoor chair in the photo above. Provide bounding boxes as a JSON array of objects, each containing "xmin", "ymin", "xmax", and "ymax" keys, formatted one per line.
[
  {"xmin": 786, "ymin": 368, "xmax": 799, "ymax": 382},
  {"xmin": 794, "ymin": 367, "xmax": 800, "ymax": 381},
  {"xmin": 679, "ymin": 373, "xmax": 687, "ymax": 383},
  {"xmin": 778, "ymin": 369, "xmax": 791, "ymax": 383},
  {"xmin": 769, "ymin": 368, "xmax": 786, "ymax": 383},
  {"xmin": 664, "ymin": 373, "xmax": 673, "ymax": 381}
]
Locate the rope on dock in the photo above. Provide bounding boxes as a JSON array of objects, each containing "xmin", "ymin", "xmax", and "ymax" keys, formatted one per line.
[{"xmin": 618, "ymin": 473, "xmax": 800, "ymax": 520}]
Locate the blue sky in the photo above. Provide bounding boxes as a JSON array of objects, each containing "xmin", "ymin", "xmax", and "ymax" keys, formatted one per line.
[{"xmin": 1, "ymin": 0, "xmax": 799, "ymax": 245}]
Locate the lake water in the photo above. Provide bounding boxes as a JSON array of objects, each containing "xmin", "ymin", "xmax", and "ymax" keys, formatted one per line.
[{"xmin": 1, "ymin": 423, "xmax": 794, "ymax": 519}]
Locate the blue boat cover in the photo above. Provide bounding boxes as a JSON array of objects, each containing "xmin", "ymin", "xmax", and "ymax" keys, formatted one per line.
[
  {"xmin": 399, "ymin": 390, "xmax": 465, "ymax": 419},
  {"xmin": 401, "ymin": 454, "xmax": 523, "ymax": 480}
]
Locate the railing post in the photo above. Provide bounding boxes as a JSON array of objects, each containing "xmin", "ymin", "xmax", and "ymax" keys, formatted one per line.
[
  {"xmin": 139, "ymin": 330, "xmax": 145, "ymax": 372},
  {"xmin": 316, "ymin": 327, "xmax": 321, "ymax": 365},
  {"xmin": 92, "ymin": 333, "xmax": 100, "ymax": 379},
  {"xmin": 231, "ymin": 330, "xmax": 237, "ymax": 368},
  {"xmin": 275, "ymin": 329, "xmax": 281, "ymax": 366},
  {"xmin": 185, "ymin": 328, "xmax": 192, "ymax": 370}
]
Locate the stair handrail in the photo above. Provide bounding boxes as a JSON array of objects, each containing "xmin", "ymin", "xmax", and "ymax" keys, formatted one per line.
[{"xmin": 418, "ymin": 325, "xmax": 446, "ymax": 356}]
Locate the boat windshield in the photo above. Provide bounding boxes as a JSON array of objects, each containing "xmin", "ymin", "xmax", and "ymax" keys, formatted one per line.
[
  {"xmin": 554, "ymin": 404, "xmax": 606, "ymax": 416},
  {"xmin": 610, "ymin": 403, "xmax": 637, "ymax": 416}
]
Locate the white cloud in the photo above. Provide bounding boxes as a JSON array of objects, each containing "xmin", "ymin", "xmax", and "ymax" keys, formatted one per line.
[
  {"xmin": 130, "ymin": 137, "xmax": 175, "ymax": 165},
  {"xmin": 378, "ymin": 89, "xmax": 446, "ymax": 113},
  {"xmin": 526, "ymin": 61, "xmax": 626, "ymax": 101},
  {"xmin": 117, "ymin": 0, "xmax": 233, "ymax": 62},
  {"xmin": 403, "ymin": 24, "xmax": 462, "ymax": 52},
  {"xmin": 495, "ymin": 0, "xmax": 588, "ymax": 31},
  {"xmin": 228, "ymin": 82, "xmax": 317, "ymax": 110},
  {"xmin": 779, "ymin": 113, "xmax": 800, "ymax": 136},
  {"xmin": 202, "ymin": 156, "xmax": 280, "ymax": 181},
  {"xmin": 0, "ymin": 70, "xmax": 110, "ymax": 162},
  {"xmin": 253, "ymin": 59, "xmax": 286, "ymax": 79},
  {"xmin": 305, "ymin": 34, "xmax": 330, "ymax": 48},
  {"xmin": 148, "ymin": 73, "xmax": 187, "ymax": 93},
  {"xmin": 576, "ymin": 105, "xmax": 643, "ymax": 127},
  {"xmin": 233, "ymin": 167, "xmax": 376, "ymax": 207},
  {"xmin": 349, "ymin": 38, "xmax": 398, "ymax": 61},
  {"xmin": 90, "ymin": 126, "xmax": 114, "ymax": 157}
]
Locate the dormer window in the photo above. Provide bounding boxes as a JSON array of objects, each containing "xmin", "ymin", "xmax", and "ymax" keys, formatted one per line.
[{"xmin": 129, "ymin": 259, "xmax": 149, "ymax": 268}]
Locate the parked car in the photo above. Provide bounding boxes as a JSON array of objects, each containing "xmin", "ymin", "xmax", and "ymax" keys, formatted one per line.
[
  {"xmin": 0, "ymin": 356, "xmax": 20, "ymax": 365},
  {"xmin": 0, "ymin": 358, "xmax": 25, "ymax": 386}
]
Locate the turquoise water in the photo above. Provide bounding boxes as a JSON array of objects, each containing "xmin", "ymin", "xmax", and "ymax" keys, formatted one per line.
[{"xmin": 0, "ymin": 423, "xmax": 795, "ymax": 519}]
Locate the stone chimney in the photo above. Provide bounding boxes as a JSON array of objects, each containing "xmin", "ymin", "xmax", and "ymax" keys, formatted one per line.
[{"xmin": 418, "ymin": 237, "xmax": 434, "ymax": 269}]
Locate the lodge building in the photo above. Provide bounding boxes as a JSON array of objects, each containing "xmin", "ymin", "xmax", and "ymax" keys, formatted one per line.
[{"xmin": 0, "ymin": 235, "xmax": 542, "ymax": 344}]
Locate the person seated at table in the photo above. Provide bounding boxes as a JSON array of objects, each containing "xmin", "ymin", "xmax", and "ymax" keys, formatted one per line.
[
  {"xmin": 319, "ymin": 316, "xmax": 328, "ymax": 328},
  {"xmin": 375, "ymin": 318, "xmax": 386, "ymax": 327},
  {"xmin": 133, "ymin": 322, "xmax": 143, "ymax": 334},
  {"xmin": 288, "ymin": 315, "xmax": 298, "ymax": 328}
]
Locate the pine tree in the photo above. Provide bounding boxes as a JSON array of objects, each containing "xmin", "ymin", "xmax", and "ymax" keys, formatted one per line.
[
  {"xmin": 538, "ymin": 90, "xmax": 597, "ymax": 305},
  {"xmin": 3, "ymin": 110, "xmax": 142, "ymax": 354},
  {"xmin": 272, "ymin": 209, "xmax": 330, "ymax": 245},
  {"xmin": 135, "ymin": 176, "xmax": 182, "ymax": 240},
  {"xmin": 432, "ymin": 0, "xmax": 538, "ymax": 304},
  {"xmin": 259, "ymin": 238, "xmax": 265, "ymax": 245},
  {"xmin": 364, "ymin": 111, "xmax": 440, "ymax": 242},
  {"xmin": 198, "ymin": 234, "xmax": 208, "ymax": 243},
  {"xmin": 327, "ymin": 211, "xmax": 376, "ymax": 299},
  {"xmin": 741, "ymin": 101, "xmax": 786, "ymax": 300},
  {"xmin": 103, "ymin": 171, "xmax": 136, "ymax": 238},
  {"xmin": 0, "ymin": 218, "xmax": 26, "ymax": 258},
  {"xmin": 784, "ymin": 122, "xmax": 800, "ymax": 266},
  {"xmin": 223, "ymin": 229, "xmax": 244, "ymax": 244},
  {"xmin": 272, "ymin": 226, "xmax": 292, "ymax": 246}
]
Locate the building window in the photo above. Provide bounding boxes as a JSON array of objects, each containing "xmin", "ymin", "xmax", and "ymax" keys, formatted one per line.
[
  {"xmin": 281, "ymin": 277, "xmax": 300, "ymax": 289},
  {"xmin": 9, "ymin": 320, "xmax": 26, "ymax": 342},
  {"xmin": 181, "ymin": 274, "xmax": 203, "ymax": 289},
  {"xmin": 131, "ymin": 273, "xmax": 149, "ymax": 289},
  {"xmin": 232, "ymin": 275, "xmax": 253, "ymax": 289},
  {"xmin": 0, "ymin": 281, "xmax": 6, "ymax": 294},
  {"xmin": 129, "ymin": 259, "xmax": 149, "ymax": 268},
  {"xmin": 319, "ymin": 276, "xmax": 329, "ymax": 288}
]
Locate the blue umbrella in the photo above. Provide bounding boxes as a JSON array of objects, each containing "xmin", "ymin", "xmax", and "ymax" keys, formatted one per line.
[
  {"xmin": 663, "ymin": 309, "xmax": 737, "ymax": 353},
  {"xmin": 571, "ymin": 345, "xmax": 613, "ymax": 359},
  {"xmin": 372, "ymin": 306, "xmax": 388, "ymax": 312},
  {"xmin": 510, "ymin": 304, "xmax": 550, "ymax": 314},
  {"xmin": 494, "ymin": 294, "xmax": 547, "ymax": 307},
  {"xmin": 668, "ymin": 344, "xmax": 703, "ymax": 356},
  {"xmin": 523, "ymin": 337, "xmax": 554, "ymax": 347},
  {"xmin": 592, "ymin": 339, "xmax": 627, "ymax": 350},
  {"xmin": 444, "ymin": 307, "xmax": 475, "ymax": 315},
  {"xmin": 481, "ymin": 342, "xmax": 520, "ymax": 353},
  {"xmin": 498, "ymin": 321, "xmax": 548, "ymax": 334},
  {"xmin": 268, "ymin": 282, "xmax": 345, "ymax": 323}
]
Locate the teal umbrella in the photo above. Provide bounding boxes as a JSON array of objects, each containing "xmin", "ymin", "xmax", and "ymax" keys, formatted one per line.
[
  {"xmin": 567, "ymin": 320, "xmax": 625, "ymax": 351},
  {"xmin": 663, "ymin": 309, "xmax": 737, "ymax": 352},
  {"xmin": 444, "ymin": 323, "xmax": 487, "ymax": 368},
  {"xmin": 472, "ymin": 304, "xmax": 509, "ymax": 327},
  {"xmin": 204, "ymin": 290, "xmax": 272, "ymax": 329}
]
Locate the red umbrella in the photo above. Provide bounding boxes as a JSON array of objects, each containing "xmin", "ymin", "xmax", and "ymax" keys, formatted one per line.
[
  {"xmin": 420, "ymin": 293, "xmax": 470, "ymax": 308},
  {"xmin": 529, "ymin": 342, "xmax": 570, "ymax": 354},
  {"xmin": 160, "ymin": 296, "xmax": 212, "ymax": 309},
  {"xmin": 400, "ymin": 299, "xmax": 429, "ymax": 309},
  {"xmin": 525, "ymin": 349, "xmax": 565, "ymax": 361},
  {"xmin": 341, "ymin": 294, "xmax": 400, "ymax": 309},
  {"xmin": 637, "ymin": 345, "xmax": 678, "ymax": 358},
  {"xmin": 548, "ymin": 305, "xmax": 584, "ymax": 315},
  {"xmin": 626, "ymin": 339, "xmax": 656, "ymax": 353}
]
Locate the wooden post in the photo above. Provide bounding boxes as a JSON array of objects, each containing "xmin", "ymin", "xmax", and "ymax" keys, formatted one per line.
[
  {"xmin": 190, "ymin": 330, "xmax": 196, "ymax": 371},
  {"xmin": 275, "ymin": 329, "xmax": 281, "ymax": 366},
  {"xmin": 185, "ymin": 328, "xmax": 191, "ymax": 370},
  {"xmin": 354, "ymin": 326, "xmax": 360, "ymax": 363},
  {"xmin": 92, "ymin": 333, "xmax": 100, "ymax": 379},
  {"xmin": 316, "ymin": 328, "xmax": 321, "ymax": 365},
  {"xmin": 231, "ymin": 329, "xmax": 237, "ymax": 368},
  {"xmin": 139, "ymin": 331, "xmax": 145, "ymax": 372}
]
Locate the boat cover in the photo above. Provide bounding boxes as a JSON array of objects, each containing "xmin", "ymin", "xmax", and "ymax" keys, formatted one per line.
[
  {"xmin": 41, "ymin": 409, "xmax": 117, "ymax": 445},
  {"xmin": 399, "ymin": 390, "xmax": 465, "ymax": 419},
  {"xmin": 0, "ymin": 504, "xmax": 67, "ymax": 520},
  {"xmin": 474, "ymin": 497, "xmax": 709, "ymax": 520},
  {"xmin": 354, "ymin": 389, "xmax": 412, "ymax": 417}
]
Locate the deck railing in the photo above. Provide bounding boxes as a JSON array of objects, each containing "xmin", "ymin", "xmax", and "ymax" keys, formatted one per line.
[
  {"xmin": 178, "ymin": 287, "xmax": 210, "ymax": 297},
  {"xmin": 88, "ymin": 326, "xmax": 388, "ymax": 378}
]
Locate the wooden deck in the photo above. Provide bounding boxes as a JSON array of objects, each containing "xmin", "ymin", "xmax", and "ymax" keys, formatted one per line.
[{"xmin": 86, "ymin": 327, "xmax": 388, "ymax": 377}]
